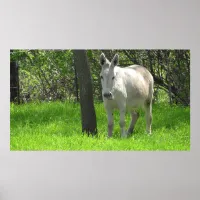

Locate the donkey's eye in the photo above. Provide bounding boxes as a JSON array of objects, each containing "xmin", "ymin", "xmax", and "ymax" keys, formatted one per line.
[
  {"xmin": 112, "ymin": 76, "xmax": 115, "ymax": 80},
  {"xmin": 100, "ymin": 76, "xmax": 103, "ymax": 80}
]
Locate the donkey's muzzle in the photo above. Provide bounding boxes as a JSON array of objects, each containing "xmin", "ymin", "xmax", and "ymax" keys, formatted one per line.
[{"xmin": 103, "ymin": 92, "xmax": 112, "ymax": 99}]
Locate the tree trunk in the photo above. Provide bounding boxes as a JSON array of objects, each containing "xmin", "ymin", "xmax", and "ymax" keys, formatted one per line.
[
  {"xmin": 10, "ymin": 54, "xmax": 20, "ymax": 104},
  {"xmin": 74, "ymin": 65, "xmax": 79, "ymax": 102},
  {"xmin": 73, "ymin": 50, "xmax": 97, "ymax": 135}
]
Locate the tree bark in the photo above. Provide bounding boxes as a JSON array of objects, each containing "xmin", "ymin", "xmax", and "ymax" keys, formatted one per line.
[
  {"xmin": 74, "ymin": 65, "xmax": 79, "ymax": 102},
  {"xmin": 73, "ymin": 50, "xmax": 97, "ymax": 135},
  {"xmin": 10, "ymin": 52, "xmax": 20, "ymax": 104}
]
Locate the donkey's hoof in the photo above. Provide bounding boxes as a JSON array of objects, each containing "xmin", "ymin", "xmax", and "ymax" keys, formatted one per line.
[
  {"xmin": 127, "ymin": 129, "xmax": 134, "ymax": 136},
  {"xmin": 146, "ymin": 131, "xmax": 152, "ymax": 136},
  {"xmin": 127, "ymin": 130, "xmax": 133, "ymax": 135}
]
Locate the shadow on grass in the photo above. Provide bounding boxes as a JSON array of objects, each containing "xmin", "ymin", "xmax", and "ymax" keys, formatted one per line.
[
  {"xmin": 10, "ymin": 102, "xmax": 81, "ymax": 127},
  {"xmin": 152, "ymin": 104, "xmax": 190, "ymax": 131}
]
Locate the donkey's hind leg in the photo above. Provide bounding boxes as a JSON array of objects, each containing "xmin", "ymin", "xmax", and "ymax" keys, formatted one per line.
[
  {"xmin": 144, "ymin": 99, "xmax": 152, "ymax": 134},
  {"xmin": 127, "ymin": 111, "xmax": 139, "ymax": 135}
]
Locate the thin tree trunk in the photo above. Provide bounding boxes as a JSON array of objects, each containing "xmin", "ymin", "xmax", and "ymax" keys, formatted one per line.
[{"xmin": 10, "ymin": 54, "xmax": 20, "ymax": 104}]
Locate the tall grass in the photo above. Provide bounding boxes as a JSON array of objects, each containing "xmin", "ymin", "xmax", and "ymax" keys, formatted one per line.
[{"xmin": 10, "ymin": 101, "xmax": 190, "ymax": 151}]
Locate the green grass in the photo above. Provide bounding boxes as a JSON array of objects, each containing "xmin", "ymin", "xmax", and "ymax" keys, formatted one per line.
[{"xmin": 10, "ymin": 101, "xmax": 190, "ymax": 151}]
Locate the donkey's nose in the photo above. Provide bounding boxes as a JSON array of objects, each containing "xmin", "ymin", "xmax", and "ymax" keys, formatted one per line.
[{"xmin": 103, "ymin": 92, "xmax": 112, "ymax": 98}]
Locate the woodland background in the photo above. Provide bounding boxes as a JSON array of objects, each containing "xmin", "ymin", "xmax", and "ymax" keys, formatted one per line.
[{"xmin": 10, "ymin": 49, "xmax": 190, "ymax": 106}]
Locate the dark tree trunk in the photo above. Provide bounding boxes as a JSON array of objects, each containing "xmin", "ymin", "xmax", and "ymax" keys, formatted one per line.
[
  {"xmin": 10, "ymin": 53, "xmax": 20, "ymax": 104},
  {"xmin": 73, "ymin": 50, "xmax": 97, "ymax": 135},
  {"xmin": 74, "ymin": 66, "xmax": 79, "ymax": 102}
]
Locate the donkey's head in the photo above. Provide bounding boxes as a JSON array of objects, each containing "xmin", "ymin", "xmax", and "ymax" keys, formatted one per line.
[{"xmin": 100, "ymin": 53, "xmax": 119, "ymax": 100}]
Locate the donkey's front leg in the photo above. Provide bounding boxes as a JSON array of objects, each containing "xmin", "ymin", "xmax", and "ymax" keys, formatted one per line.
[
  {"xmin": 106, "ymin": 109, "xmax": 114, "ymax": 138},
  {"xmin": 119, "ymin": 108, "xmax": 127, "ymax": 138}
]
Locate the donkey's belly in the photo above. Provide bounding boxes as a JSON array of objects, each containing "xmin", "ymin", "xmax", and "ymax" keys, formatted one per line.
[
  {"xmin": 104, "ymin": 97, "xmax": 143, "ymax": 111},
  {"xmin": 126, "ymin": 97, "xmax": 144, "ymax": 109}
]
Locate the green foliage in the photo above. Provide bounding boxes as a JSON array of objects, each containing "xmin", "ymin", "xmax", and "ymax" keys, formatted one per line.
[
  {"xmin": 122, "ymin": 49, "xmax": 190, "ymax": 105},
  {"xmin": 11, "ymin": 49, "xmax": 190, "ymax": 105},
  {"xmin": 10, "ymin": 101, "xmax": 190, "ymax": 151},
  {"xmin": 11, "ymin": 50, "xmax": 75, "ymax": 102}
]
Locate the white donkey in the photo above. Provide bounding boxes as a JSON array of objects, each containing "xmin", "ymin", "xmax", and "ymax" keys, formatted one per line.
[{"xmin": 100, "ymin": 53, "xmax": 154, "ymax": 138}]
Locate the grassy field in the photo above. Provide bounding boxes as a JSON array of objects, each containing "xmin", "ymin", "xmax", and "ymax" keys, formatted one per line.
[{"xmin": 10, "ymin": 101, "xmax": 190, "ymax": 151}]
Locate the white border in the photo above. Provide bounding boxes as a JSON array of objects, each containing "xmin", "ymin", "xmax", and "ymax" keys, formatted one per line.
[{"xmin": 1, "ymin": 0, "xmax": 199, "ymax": 199}]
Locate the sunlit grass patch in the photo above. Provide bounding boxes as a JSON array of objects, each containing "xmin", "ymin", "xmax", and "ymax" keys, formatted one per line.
[{"xmin": 10, "ymin": 101, "xmax": 190, "ymax": 151}]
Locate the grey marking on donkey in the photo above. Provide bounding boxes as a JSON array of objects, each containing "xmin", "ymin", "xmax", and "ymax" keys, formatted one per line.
[{"xmin": 100, "ymin": 53, "xmax": 154, "ymax": 138}]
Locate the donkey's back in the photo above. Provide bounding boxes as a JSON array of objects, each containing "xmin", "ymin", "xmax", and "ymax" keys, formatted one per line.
[{"xmin": 122, "ymin": 65, "xmax": 154, "ymax": 108}]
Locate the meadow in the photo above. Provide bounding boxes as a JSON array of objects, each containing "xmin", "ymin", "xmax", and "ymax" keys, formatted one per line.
[{"xmin": 10, "ymin": 101, "xmax": 190, "ymax": 151}]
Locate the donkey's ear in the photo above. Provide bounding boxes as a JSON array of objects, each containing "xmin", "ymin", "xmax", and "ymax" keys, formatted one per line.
[
  {"xmin": 111, "ymin": 54, "xmax": 119, "ymax": 66},
  {"xmin": 100, "ymin": 53, "xmax": 106, "ymax": 66}
]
